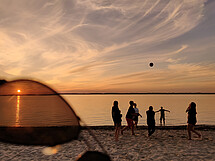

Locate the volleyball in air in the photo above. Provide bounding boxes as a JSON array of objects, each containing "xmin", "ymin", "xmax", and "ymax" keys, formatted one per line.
[{"xmin": 149, "ymin": 62, "xmax": 154, "ymax": 67}]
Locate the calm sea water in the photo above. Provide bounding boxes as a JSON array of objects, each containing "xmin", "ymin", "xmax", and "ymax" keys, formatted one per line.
[
  {"xmin": 0, "ymin": 95, "xmax": 79, "ymax": 127},
  {"xmin": 63, "ymin": 94, "xmax": 215, "ymax": 126},
  {"xmin": 1, "ymin": 94, "xmax": 214, "ymax": 127}
]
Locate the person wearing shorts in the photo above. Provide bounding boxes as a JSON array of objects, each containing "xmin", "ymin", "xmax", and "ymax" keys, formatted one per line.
[{"xmin": 121, "ymin": 101, "xmax": 135, "ymax": 135}]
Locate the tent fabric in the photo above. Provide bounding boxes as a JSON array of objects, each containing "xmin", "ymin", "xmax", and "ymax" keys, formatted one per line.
[{"xmin": 0, "ymin": 79, "xmax": 80, "ymax": 145}]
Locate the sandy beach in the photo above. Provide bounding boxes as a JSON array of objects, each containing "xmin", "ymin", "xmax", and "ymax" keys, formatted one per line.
[{"xmin": 0, "ymin": 126, "xmax": 214, "ymax": 161}]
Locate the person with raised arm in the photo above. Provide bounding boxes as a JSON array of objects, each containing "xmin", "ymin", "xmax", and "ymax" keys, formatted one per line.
[{"xmin": 155, "ymin": 106, "xmax": 170, "ymax": 125}]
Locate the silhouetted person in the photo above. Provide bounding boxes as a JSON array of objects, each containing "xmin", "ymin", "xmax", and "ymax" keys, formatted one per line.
[
  {"xmin": 76, "ymin": 151, "xmax": 111, "ymax": 161},
  {"xmin": 155, "ymin": 106, "xmax": 170, "ymax": 125},
  {"xmin": 121, "ymin": 101, "xmax": 135, "ymax": 135},
  {"xmin": 186, "ymin": 102, "xmax": 202, "ymax": 140},
  {"xmin": 146, "ymin": 106, "xmax": 155, "ymax": 136},
  {"xmin": 133, "ymin": 103, "xmax": 142, "ymax": 128},
  {"xmin": 111, "ymin": 101, "xmax": 122, "ymax": 141}
]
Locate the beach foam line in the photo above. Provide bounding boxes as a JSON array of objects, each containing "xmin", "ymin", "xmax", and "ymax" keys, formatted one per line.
[{"xmin": 81, "ymin": 125, "xmax": 215, "ymax": 130}]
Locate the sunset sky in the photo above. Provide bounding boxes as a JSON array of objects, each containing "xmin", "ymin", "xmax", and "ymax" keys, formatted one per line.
[{"xmin": 0, "ymin": 0, "xmax": 215, "ymax": 93}]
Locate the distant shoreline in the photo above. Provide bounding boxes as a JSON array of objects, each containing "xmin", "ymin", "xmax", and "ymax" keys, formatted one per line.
[
  {"xmin": 60, "ymin": 93, "xmax": 215, "ymax": 95},
  {"xmin": 1, "ymin": 93, "xmax": 214, "ymax": 96}
]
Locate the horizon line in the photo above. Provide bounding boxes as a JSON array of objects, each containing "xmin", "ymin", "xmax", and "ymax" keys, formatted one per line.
[{"xmin": 59, "ymin": 92, "xmax": 215, "ymax": 95}]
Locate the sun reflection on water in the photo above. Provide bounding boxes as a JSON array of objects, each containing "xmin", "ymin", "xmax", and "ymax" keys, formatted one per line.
[{"xmin": 16, "ymin": 93, "xmax": 20, "ymax": 127}]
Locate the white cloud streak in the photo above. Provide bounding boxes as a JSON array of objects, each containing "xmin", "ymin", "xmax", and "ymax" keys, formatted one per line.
[{"xmin": 0, "ymin": 0, "xmax": 214, "ymax": 92}]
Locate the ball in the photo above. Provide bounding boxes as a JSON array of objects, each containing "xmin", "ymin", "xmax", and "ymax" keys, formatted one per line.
[{"xmin": 149, "ymin": 62, "xmax": 154, "ymax": 67}]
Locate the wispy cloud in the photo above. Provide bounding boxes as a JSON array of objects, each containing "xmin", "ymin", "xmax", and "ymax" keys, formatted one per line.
[{"xmin": 0, "ymin": 0, "xmax": 214, "ymax": 92}]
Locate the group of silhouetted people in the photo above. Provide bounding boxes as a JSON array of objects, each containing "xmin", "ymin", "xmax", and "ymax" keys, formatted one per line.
[{"xmin": 112, "ymin": 101, "xmax": 201, "ymax": 141}]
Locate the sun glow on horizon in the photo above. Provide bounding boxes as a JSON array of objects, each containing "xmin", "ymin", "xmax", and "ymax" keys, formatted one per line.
[{"xmin": 17, "ymin": 89, "xmax": 21, "ymax": 93}]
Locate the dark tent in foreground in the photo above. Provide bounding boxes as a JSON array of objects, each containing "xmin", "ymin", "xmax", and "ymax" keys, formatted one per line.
[
  {"xmin": 0, "ymin": 79, "xmax": 111, "ymax": 160},
  {"xmin": 0, "ymin": 79, "xmax": 80, "ymax": 146}
]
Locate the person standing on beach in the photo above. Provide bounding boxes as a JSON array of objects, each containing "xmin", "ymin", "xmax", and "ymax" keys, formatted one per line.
[
  {"xmin": 155, "ymin": 106, "xmax": 170, "ymax": 125},
  {"xmin": 111, "ymin": 101, "xmax": 122, "ymax": 141},
  {"xmin": 133, "ymin": 103, "xmax": 142, "ymax": 128},
  {"xmin": 186, "ymin": 102, "xmax": 202, "ymax": 140},
  {"xmin": 121, "ymin": 101, "xmax": 135, "ymax": 135},
  {"xmin": 146, "ymin": 106, "xmax": 156, "ymax": 136}
]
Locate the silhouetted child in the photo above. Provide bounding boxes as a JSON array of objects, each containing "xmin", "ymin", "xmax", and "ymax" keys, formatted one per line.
[
  {"xmin": 133, "ymin": 103, "xmax": 142, "ymax": 128},
  {"xmin": 146, "ymin": 106, "xmax": 155, "ymax": 136},
  {"xmin": 111, "ymin": 101, "xmax": 122, "ymax": 141},
  {"xmin": 121, "ymin": 101, "xmax": 135, "ymax": 135},
  {"xmin": 155, "ymin": 106, "xmax": 170, "ymax": 125},
  {"xmin": 186, "ymin": 102, "xmax": 202, "ymax": 140}
]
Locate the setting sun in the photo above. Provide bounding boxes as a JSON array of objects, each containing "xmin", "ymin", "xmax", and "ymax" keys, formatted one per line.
[{"xmin": 17, "ymin": 89, "xmax": 21, "ymax": 93}]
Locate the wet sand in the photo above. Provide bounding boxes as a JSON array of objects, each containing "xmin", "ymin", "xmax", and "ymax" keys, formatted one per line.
[{"xmin": 0, "ymin": 126, "xmax": 214, "ymax": 160}]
